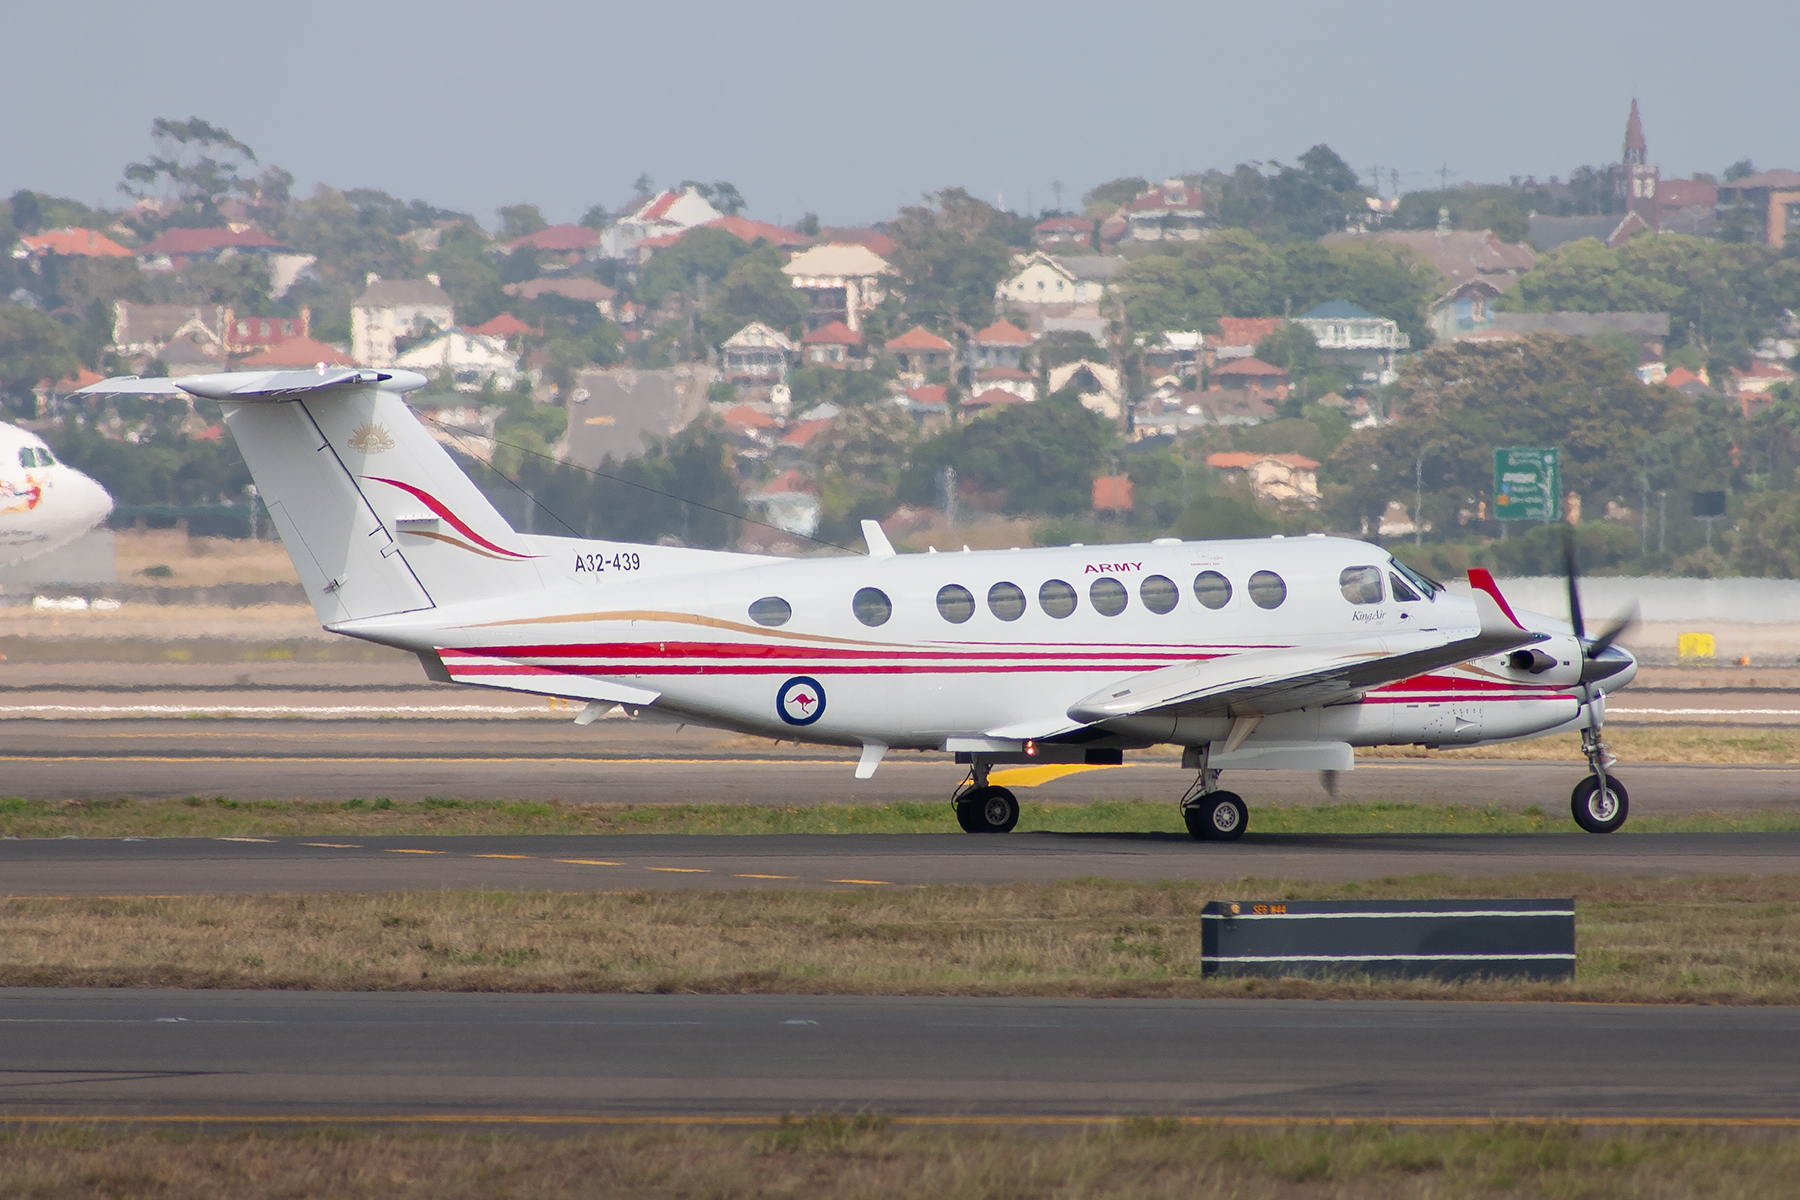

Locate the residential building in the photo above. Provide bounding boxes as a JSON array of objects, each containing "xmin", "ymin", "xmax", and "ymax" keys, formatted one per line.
[
  {"xmin": 998, "ymin": 252, "xmax": 1124, "ymax": 307},
  {"xmin": 1209, "ymin": 318, "xmax": 1284, "ymax": 363},
  {"xmin": 351, "ymin": 276, "xmax": 455, "ymax": 366},
  {"xmin": 1457, "ymin": 311, "xmax": 1671, "ymax": 359},
  {"xmin": 819, "ymin": 228, "xmax": 898, "ymax": 257},
  {"xmin": 1092, "ymin": 475, "xmax": 1134, "ymax": 512},
  {"xmin": 1527, "ymin": 213, "xmax": 1646, "ymax": 252},
  {"xmin": 600, "ymin": 187, "xmax": 723, "ymax": 261},
  {"xmin": 801, "ymin": 320, "xmax": 862, "ymax": 368},
  {"xmin": 706, "ymin": 216, "xmax": 814, "ymax": 249},
  {"xmin": 782, "ymin": 242, "xmax": 894, "ymax": 332},
  {"xmin": 1207, "ymin": 357, "xmax": 1289, "ymax": 403},
  {"xmin": 886, "ymin": 326, "xmax": 953, "ymax": 379},
  {"xmin": 1206, "ymin": 451, "xmax": 1321, "ymax": 507},
  {"xmin": 504, "ymin": 276, "xmax": 616, "ymax": 318},
  {"xmin": 746, "ymin": 468, "xmax": 821, "ymax": 540},
  {"xmin": 1047, "ymin": 360, "xmax": 1124, "ymax": 420},
  {"xmin": 1429, "ymin": 279, "xmax": 1504, "ymax": 340},
  {"xmin": 964, "ymin": 387, "xmax": 1027, "ymax": 411},
  {"xmin": 494, "ymin": 224, "xmax": 601, "ymax": 262},
  {"xmin": 721, "ymin": 322, "xmax": 796, "ymax": 390},
  {"xmin": 1114, "ymin": 179, "xmax": 1209, "ymax": 242},
  {"xmin": 468, "ymin": 313, "xmax": 535, "ymax": 343},
  {"xmin": 1293, "ymin": 301, "xmax": 1408, "ymax": 381},
  {"xmin": 972, "ymin": 365, "xmax": 1036, "ymax": 402},
  {"xmin": 1320, "ymin": 226, "xmax": 1536, "ymax": 294},
  {"xmin": 971, "ymin": 319, "xmax": 1032, "ymax": 369},
  {"xmin": 1716, "ymin": 169, "xmax": 1800, "ymax": 250},
  {"xmin": 1139, "ymin": 330, "xmax": 1205, "ymax": 380},
  {"xmin": 239, "ymin": 336, "xmax": 356, "ymax": 369},
  {"xmin": 225, "ymin": 312, "xmax": 310, "ymax": 355},
  {"xmin": 1032, "ymin": 216, "xmax": 1095, "ymax": 250},
  {"xmin": 134, "ymin": 226, "xmax": 315, "ymax": 297},
  {"xmin": 394, "ymin": 328, "xmax": 521, "ymax": 391},
  {"xmin": 563, "ymin": 364, "xmax": 713, "ymax": 469},
  {"xmin": 12, "ymin": 228, "xmax": 131, "ymax": 259},
  {"xmin": 110, "ymin": 302, "xmax": 229, "ymax": 360}
]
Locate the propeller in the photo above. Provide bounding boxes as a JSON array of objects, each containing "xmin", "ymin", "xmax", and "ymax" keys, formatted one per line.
[{"xmin": 1561, "ymin": 531, "xmax": 1638, "ymax": 683}]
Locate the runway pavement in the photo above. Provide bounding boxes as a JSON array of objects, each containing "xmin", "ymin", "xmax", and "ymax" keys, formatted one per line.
[
  {"xmin": 7, "ymin": 716, "xmax": 1800, "ymax": 811},
  {"xmin": 5, "ymin": 830, "xmax": 1799, "ymax": 894},
  {"xmin": 4, "ymin": 990, "xmax": 1799, "ymax": 1119}
]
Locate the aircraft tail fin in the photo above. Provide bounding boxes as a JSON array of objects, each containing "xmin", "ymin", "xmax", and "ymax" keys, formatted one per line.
[{"xmin": 79, "ymin": 369, "xmax": 549, "ymax": 627}]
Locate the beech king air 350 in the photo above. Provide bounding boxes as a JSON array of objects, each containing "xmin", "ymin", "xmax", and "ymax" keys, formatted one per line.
[
  {"xmin": 0, "ymin": 421, "xmax": 114, "ymax": 567},
  {"xmin": 80, "ymin": 367, "xmax": 1640, "ymax": 839}
]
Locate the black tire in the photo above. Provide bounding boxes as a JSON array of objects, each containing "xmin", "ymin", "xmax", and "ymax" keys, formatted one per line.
[
  {"xmin": 955, "ymin": 786, "xmax": 1020, "ymax": 833},
  {"xmin": 1184, "ymin": 791, "xmax": 1248, "ymax": 841},
  {"xmin": 1571, "ymin": 774, "xmax": 1629, "ymax": 834}
]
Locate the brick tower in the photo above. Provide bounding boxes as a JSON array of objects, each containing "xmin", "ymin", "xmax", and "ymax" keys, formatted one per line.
[{"xmin": 1622, "ymin": 99, "xmax": 1660, "ymax": 228}]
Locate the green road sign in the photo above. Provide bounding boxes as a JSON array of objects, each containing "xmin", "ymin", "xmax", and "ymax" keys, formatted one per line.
[{"xmin": 1494, "ymin": 447, "xmax": 1560, "ymax": 522}]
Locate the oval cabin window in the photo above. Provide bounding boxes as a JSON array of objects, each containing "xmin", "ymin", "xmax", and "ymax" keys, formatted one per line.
[
  {"xmin": 1248, "ymin": 570, "xmax": 1287, "ymax": 610},
  {"xmin": 1193, "ymin": 571, "xmax": 1232, "ymax": 610},
  {"xmin": 1339, "ymin": 566, "xmax": 1383, "ymax": 605},
  {"xmin": 1089, "ymin": 577, "xmax": 1128, "ymax": 616},
  {"xmin": 936, "ymin": 584, "xmax": 975, "ymax": 624},
  {"xmin": 748, "ymin": 596, "xmax": 792, "ymax": 627},
  {"xmin": 852, "ymin": 587, "xmax": 892, "ymax": 627},
  {"xmin": 987, "ymin": 581, "xmax": 1026, "ymax": 621},
  {"xmin": 1038, "ymin": 579, "xmax": 1077, "ymax": 618},
  {"xmin": 1139, "ymin": 574, "xmax": 1178, "ymax": 614}
]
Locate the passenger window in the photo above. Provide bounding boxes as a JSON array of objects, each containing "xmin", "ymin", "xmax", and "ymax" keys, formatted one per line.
[
  {"xmin": 1389, "ymin": 572, "xmax": 1422, "ymax": 602},
  {"xmin": 852, "ymin": 587, "xmax": 892, "ymax": 627},
  {"xmin": 1089, "ymin": 577, "xmax": 1128, "ymax": 616},
  {"xmin": 987, "ymin": 581, "xmax": 1026, "ymax": 621},
  {"xmin": 748, "ymin": 596, "xmax": 791, "ymax": 627},
  {"xmin": 1339, "ymin": 566, "xmax": 1384, "ymax": 605},
  {"xmin": 936, "ymin": 584, "xmax": 975, "ymax": 624},
  {"xmin": 1139, "ymin": 574, "xmax": 1178, "ymax": 614},
  {"xmin": 1038, "ymin": 579, "xmax": 1077, "ymax": 618},
  {"xmin": 1193, "ymin": 571, "xmax": 1232, "ymax": 610},
  {"xmin": 1248, "ymin": 570, "xmax": 1287, "ymax": 609}
]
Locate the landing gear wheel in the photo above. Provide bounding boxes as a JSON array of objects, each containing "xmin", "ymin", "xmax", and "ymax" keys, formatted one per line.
[
  {"xmin": 956, "ymin": 786, "xmax": 1019, "ymax": 834},
  {"xmin": 1571, "ymin": 774, "xmax": 1629, "ymax": 834},
  {"xmin": 1184, "ymin": 791, "xmax": 1248, "ymax": 841}
]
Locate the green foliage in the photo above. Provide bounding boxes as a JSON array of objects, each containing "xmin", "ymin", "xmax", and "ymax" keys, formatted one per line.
[
  {"xmin": 495, "ymin": 204, "xmax": 547, "ymax": 241},
  {"xmin": 1177, "ymin": 494, "xmax": 1278, "ymax": 538},
  {"xmin": 1205, "ymin": 145, "xmax": 1367, "ymax": 242},
  {"xmin": 887, "ymin": 189, "xmax": 1020, "ymax": 330},
  {"xmin": 701, "ymin": 257, "xmax": 805, "ymax": 344},
  {"xmin": 1117, "ymin": 229, "xmax": 1440, "ymax": 345},
  {"xmin": 1390, "ymin": 186, "xmax": 1537, "ymax": 243},
  {"xmin": 0, "ymin": 304, "xmax": 77, "ymax": 413},
  {"xmin": 181, "ymin": 255, "xmax": 272, "ymax": 311},
  {"xmin": 902, "ymin": 393, "xmax": 1115, "ymax": 516},
  {"xmin": 637, "ymin": 226, "xmax": 750, "ymax": 305},
  {"xmin": 489, "ymin": 390, "xmax": 568, "ymax": 475},
  {"xmin": 1499, "ymin": 233, "xmax": 1800, "ymax": 356},
  {"xmin": 681, "ymin": 181, "xmax": 746, "ymax": 216},
  {"xmin": 120, "ymin": 117, "xmax": 257, "ymax": 220},
  {"xmin": 1327, "ymin": 334, "xmax": 1692, "ymax": 539},
  {"xmin": 42, "ymin": 399, "xmax": 251, "ymax": 509},
  {"xmin": 1083, "ymin": 177, "xmax": 1148, "ymax": 211},
  {"xmin": 1037, "ymin": 330, "xmax": 1102, "ymax": 370}
]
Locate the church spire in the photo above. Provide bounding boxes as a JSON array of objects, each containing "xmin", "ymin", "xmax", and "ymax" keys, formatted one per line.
[{"xmin": 1624, "ymin": 99, "xmax": 1647, "ymax": 166}]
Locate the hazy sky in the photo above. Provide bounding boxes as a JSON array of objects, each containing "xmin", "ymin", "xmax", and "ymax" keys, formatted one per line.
[{"xmin": 7, "ymin": 0, "xmax": 1794, "ymax": 230}]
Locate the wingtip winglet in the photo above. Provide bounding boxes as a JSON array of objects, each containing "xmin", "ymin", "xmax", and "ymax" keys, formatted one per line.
[{"xmin": 1467, "ymin": 568, "xmax": 1525, "ymax": 631}]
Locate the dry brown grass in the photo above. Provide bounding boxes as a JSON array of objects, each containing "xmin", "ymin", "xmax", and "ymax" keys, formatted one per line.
[
  {"xmin": 113, "ymin": 529, "xmax": 301, "ymax": 587},
  {"xmin": 1357, "ymin": 727, "xmax": 1800, "ymax": 764},
  {"xmin": 5, "ymin": 875, "xmax": 1799, "ymax": 1002},
  {"xmin": 5, "ymin": 1121, "xmax": 1800, "ymax": 1199}
]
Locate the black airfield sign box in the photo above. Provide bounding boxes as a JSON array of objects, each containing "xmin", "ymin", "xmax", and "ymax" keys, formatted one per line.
[{"xmin": 1200, "ymin": 899, "xmax": 1575, "ymax": 981}]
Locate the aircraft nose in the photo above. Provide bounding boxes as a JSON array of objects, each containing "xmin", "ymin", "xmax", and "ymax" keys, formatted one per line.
[
  {"xmin": 1586, "ymin": 643, "xmax": 1637, "ymax": 689},
  {"xmin": 66, "ymin": 469, "xmax": 114, "ymax": 528}
]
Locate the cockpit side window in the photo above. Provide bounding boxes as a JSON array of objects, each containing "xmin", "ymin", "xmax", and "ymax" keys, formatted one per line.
[
  {"xmin": 1389, "ymin": 572, "xmax": 1422, "ymax": 602},
  {"xmin": 1390, "ymin": 557, "xmax": 1441, "ymax": 599},
  {"xmin": 1339, "ymin": 565, "xmax": 1383, "ymax": 605}
]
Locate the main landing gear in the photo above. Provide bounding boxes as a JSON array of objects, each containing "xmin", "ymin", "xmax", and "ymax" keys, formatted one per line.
[
  {"xmin": 953, "ymin": 766, "xmax": 1019, "ymax": 833},
  {"xmin": 1178, "ymin": 746, "xmax": 1247, "ymax": 841}
]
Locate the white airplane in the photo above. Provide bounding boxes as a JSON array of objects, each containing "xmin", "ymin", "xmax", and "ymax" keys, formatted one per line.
[
  {"xmin": 0, "ymin": 421, "xmax": 114, "ymax": 567},
  {"xmin": 79, "ymin": 367, "xmax": 1640, "ymax": 838}
]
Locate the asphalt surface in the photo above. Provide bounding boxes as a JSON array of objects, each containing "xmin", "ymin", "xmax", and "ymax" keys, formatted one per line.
[
  {"xmin": 7, "ymin": 717, "xmax": 1800, "ymax": 811},
  {"xmin": 5, "ymin": 830, "xmax": 1799, "ymax": 894},
  {"xmin": 4, "ymin": 990, "xmax": 1798, "ymax": 1119}
]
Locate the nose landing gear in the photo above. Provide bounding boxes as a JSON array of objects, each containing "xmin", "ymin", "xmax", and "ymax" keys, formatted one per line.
[{"xmin": 1572, "ymin": 725, "xmax": 1628, "ymax": 833}]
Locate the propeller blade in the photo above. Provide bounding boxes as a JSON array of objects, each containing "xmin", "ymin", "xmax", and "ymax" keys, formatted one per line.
[
  {"xmin": 1562, "ymin": 527, "xmax": 1586, "ymax": 642},
  {"xmin": 1586, "ymin": 603, "xmax": 1640, "ymax": 659}
]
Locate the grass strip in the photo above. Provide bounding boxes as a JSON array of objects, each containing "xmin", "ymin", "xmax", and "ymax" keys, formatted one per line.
[
  {"xmin": 7, "ymin": 794, "xmax": 1800, "ymax": 838},
  {"xmin": 1360, "ymin": 727, "xmax": 1800, "ymax": 764},
  {"xmin": 5, "ymin": 1119, "xmax": 1800, "ymax": 1199},
  {"xmin": 6, "ymin": 875, "xmax": 1800, "ymax": 1002}
]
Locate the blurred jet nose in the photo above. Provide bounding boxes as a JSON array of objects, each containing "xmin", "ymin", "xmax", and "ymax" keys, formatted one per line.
[{"xmin": 58, "ymin": 465, "xmax": 114, "ymax": 532}]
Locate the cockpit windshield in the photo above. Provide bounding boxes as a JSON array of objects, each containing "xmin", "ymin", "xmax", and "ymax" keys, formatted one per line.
[{"xmin": 1389, "ymin": 556, "xmax": 1442, "ymax": 600}]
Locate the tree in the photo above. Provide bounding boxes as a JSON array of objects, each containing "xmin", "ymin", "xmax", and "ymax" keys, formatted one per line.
[
  {"xmin": 702, "ymin": 258, "xmax": 806, "ymax": 344},
  {"xmin": 1206, "ymin": 145, "xmax": 1368, "ymax": 241},
  {"xmin": 120, "ymin": 117, "xmax": 258, "ymax": 220},
  {"xmin": 1724, "ymin": 159, "xmax": 1758, "ymax": 182},
  {"xmin": 0, "ymin": 305, "xmax": 77, "ymax": 415},
  {"xmin": 1326, "ymin": 334, "xmax": 1693, "ymax": 536},
  {"xmin": 496, "ymin": 204, "xmax": 548, "ymax": 240},
  {"xmin": 1389, "ymin": 185, "xmax": 1535, "ymax": 243},
  {"xmin": 637, "ymin": 226, "xmax": 750, "ymax": 305},
  {"xmin": 888, "ymin": 188, "xmax": 1018, "ymax": 330},
  {"xmin": 903, "ymin": 392, "xmax": 1115, "ymax": 516},
  {"xmin": 183, "ymin": 255, "xmax": 272, "ymax": 311},
  {"xmin": 682, "ymin": 181, "xmax": 746, "ymax": 216},
  {"xmin": 1083, "ymin": 177, "xmax": 1147, "ymax": 211}
]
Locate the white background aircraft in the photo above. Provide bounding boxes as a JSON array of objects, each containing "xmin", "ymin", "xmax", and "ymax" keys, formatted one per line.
[
  {"xmin": 80, "ymin": 367, "xmax": 1639, "ymax": 838},
  {"xmin": 0, "ymin": 421, "xmax": 114, "ymax": 568}
]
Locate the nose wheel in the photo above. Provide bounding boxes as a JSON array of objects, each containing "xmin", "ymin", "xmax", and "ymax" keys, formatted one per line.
[{"xmin": 1571, "ymin": 773, "xmax": 1629, "ymax": 834}]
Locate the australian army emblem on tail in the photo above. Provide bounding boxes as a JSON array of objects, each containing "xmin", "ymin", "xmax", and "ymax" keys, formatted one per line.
[{"xmin": 347, "ymin": 422, "xmax": 396, "ymax": 454}]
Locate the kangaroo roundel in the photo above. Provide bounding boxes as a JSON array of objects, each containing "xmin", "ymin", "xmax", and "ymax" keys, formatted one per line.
[{"xmin": 776, "ymin": 676, "xmax": 826, "ymax": 726}]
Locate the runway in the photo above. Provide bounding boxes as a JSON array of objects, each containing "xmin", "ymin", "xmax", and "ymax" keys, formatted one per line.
[
  {"xmin": 6, "ymin": 829, "xmax": 1799, "ymax": 894},
  {"xmin": 7, "ymin": 717, "xmax": 1800, "ymax": 811},
  {"xmin": 4, "ymin": 990, "xmax": 1798, "ymax": 1119}
]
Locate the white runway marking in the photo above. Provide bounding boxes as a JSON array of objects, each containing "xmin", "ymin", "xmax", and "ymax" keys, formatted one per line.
[
  {"xmin": 0, "ymin": 704, "xmax": 548, "ymax": 718},
  {"xmin": 1609, "ymin": 708, "xmax": 1800, "ymax": 716}
]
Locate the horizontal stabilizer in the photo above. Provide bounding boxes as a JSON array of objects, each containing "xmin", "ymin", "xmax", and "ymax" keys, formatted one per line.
[{"xmin": 74, "ymin": 369, "xmax": 429, "ymax": 400}]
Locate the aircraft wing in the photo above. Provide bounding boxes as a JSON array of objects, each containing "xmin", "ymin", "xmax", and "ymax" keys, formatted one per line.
[{"xmin": 1067, "ymin": 570, "xmax": 1546, "ymax": 725}]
